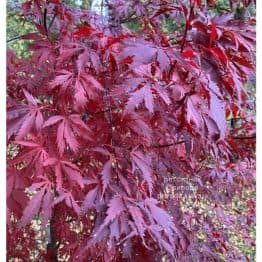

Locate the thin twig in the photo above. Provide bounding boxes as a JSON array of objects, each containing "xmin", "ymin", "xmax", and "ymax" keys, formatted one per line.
[
  {"xmin": 46, "ymin": 157, "xmax": 59, "ymax": 262},
  {"xmin": 152, "ymin": 135, "xmax": 256, "ymax": 149},
  {"xmin": 48, "ymin": 13, "xmax": 57, "ymax": 31},
  {"xmin": 152, "ymin": 140, "xmax": 185, "ymax": 148},
  {"xmin": 232, "ymin": 135, "xmax": 256, "ymax": 140},
  {"xmin": 180, "ymin": 23, "xmax": 188, "ymax": 52},
  {"xmin": 6, "ymin": 32, "xmax": 37, "ymax": 43}
]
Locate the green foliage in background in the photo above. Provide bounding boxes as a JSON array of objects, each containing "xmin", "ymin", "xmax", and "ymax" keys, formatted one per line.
[
  {"xmin": 6, "ymin": 0, "xmax": 91, "ymax": 58},
  {"xmin": 7, "ymin": 0, "xmax": 255, "ymax": 58},
  {"xmin": 62, "ymin": 0, "xmax": 91, "ymax": 9},
  {"xmin": 7, "ymin": 0, "xmax": 34, "ymax": 58}
]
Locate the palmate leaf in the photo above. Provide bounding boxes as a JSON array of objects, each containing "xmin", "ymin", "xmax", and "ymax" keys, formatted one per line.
[
  {"xmin": 156, "ymin": 47, "xmax": 170, "ymax": 72},
  {"xmin": 144, "ymin": 198, "xmax": 175, "ymax": 231},
  {"xmin": 74, "ymin": 71, "xmax": 105, "ymax": 109},
  {"xmin": 81, "ymin": 186, "xmax": 99, "ymax": 214},
  {"xmin": 209, "ymin": 92, "xmax": 227, "ymax": 140},
  {"xmin": 109, "ymin": 217, "xmax": 121, "ymax": 241},
  {"xmin": 7, "ymin": 166, "xmax": 30, "ymax": 219},
  {"xmin": 17, "ymin": 176, "xmax": 55, "ymax": 228},
  {"xmin": 186, "ymin": 94, "xmax": 204, "ymax": 129},
  {"xmin": 126, "ymin": 84, "xmax": 154, "ymax": 113},
  {"xmin": 43, "ymin": 158, "xmax": 84, "ymax": 189},
  {"xmin": 124, "ymin": 65, "xmax": 171, "ymax": 114},
  {"xmin": 13, "ymin": 138, "xmax": 49, "ymax": 176},
  {"xmin": 7, "ymin": 104, "xmax": 28, "ymax": 140},
  {"xmin": 62, "ymin": 161, "xmax": 84, "ymax": 189},
  {"xmin": 104, "ymin": 196, "xmax": 126, "ymax": 224},
  {"xmin": 18, "ymin": 189, "xmax": 45, "ymax": 228},
  {"xmin": 128, "ymin": 206, "xmax": 146, "ymax": 238},
  {"xmin": 7, "ymin": 90, "xmax": 43, "ymax": 140},
  {"xmin": 50, "ymin": 69, "xmax": 104, "ymax": 109},
  {"xmin": 154, "ymin": 84, "xmax": 171, "ymax": 105},
  {"xmin": 53, "ymin": 190, "xmax": 81, "ymax": 215},
  {"xmin": 101, "ymin": 159, "xmax": 112, "ymax": 196},
  {"xmin": 124, "ymin": 112, "xmax": 152, "ymax": 143},
  {"xmin": 89, "ymin": 195, "xmax": 126, "ymax": 245},
  {"xmin": 77, "ymin": 47, "xmax": 101, "ymax": 73},
  {"xmin": 43, "ymin": 114, "xmax": 93, "ymax": 154},
  {"xmin": 120, "ymin": 40, "xmax": 156, "ymax": 67},
  {"xmin": 131, "ymin": 149, "xmax": 153, "ymax": 195},
  {"xmin": 41, "ymin": 189, "xmax": 54, "ymax": 228},
  {"xmin": 49, "ymin": 70, "xmax": 73, "ymax": 93}
]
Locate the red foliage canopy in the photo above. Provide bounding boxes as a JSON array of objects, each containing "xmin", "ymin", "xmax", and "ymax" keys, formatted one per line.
[{"xmin": 7, "ymin": 0, "xmax": 255, "ymax": 261}]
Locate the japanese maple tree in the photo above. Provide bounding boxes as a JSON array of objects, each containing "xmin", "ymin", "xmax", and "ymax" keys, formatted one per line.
[{"xmin": 7, "ymin": 0, "xmax": 256, "ymax": 261}]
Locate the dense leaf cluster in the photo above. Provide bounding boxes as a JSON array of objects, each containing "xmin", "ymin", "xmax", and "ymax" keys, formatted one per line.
[{"xmin": 7, "ymin": 0, "xmax": 255, "ymax": 261}]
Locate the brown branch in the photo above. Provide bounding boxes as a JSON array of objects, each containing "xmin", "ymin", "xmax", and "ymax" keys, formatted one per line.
[
  {"xmin": 48, "ymin": 13, "xmax": 57, "ymax": 32},
  {"xmin": 180, "ymin": 23, "xmax": 188, "ymax": 52},
  {"xmin": 180, "ymin": 5, "xmax": 193, "ymax": 53},
  {"xmin": 46, "ymin": 186, "xmax": 59, "ymax": 262},
  {"xmin": 43, "ymin": 8, "xmax": 48, "ymax": 34},
  {"xmin": 6, "ymin": 35, "xmax": 23, "ymax": 43},
  {"xmin": 6, "ymin": 33, "xmax": 37, "ymax": 43},
  {"xmin": 152, "ymin": 135, "xmax": 255, "ymax": 149},
  {"xmin": 227, "ymin": 117, "xmax": 244, "ymax": 121},
  {"xmin": 232, "ymin": 135, "xmax": 256, "ymax": 140},
  {"xmin": 152, "ymin": 140, "xmax": 185, "ymax": 148},
  {"xmin": 46, "ymin": 216, "xmax": 58, "ymax": 261}
]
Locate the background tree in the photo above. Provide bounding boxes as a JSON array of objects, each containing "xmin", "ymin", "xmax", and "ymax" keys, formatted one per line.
[{"xmin": 7, "ymin": 0, "xmax": 255, "ymax": 261}]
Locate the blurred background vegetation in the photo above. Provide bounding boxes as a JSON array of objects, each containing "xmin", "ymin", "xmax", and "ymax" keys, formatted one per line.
[
  {"xmin": 6, "ymin": 0, "xmax": 92, "ymax": 58},
  {"xmin": 7, "ymin": 0, "xmax": 255, "ymax": 58}
]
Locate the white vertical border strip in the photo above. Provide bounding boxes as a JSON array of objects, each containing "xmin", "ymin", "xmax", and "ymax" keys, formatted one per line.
[
  {"xmin": 257, "ymin": 1, "xmax": 261, "ymax": 262},
  {"xmin": 0, "ymin": 0, "xmax": 6, "ymax": 260}
]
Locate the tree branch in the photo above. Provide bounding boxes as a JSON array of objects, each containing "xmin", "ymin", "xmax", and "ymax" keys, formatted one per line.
[
  {"xmin": 152, "ymin": 140, "xmax": 185, "ymax": 148},
  {"xmin": 152, "ymin": 135, "xmax": 256, "ymax": 149},
  {"xmin": 180, "ymin": 5, "xmax": 193, "ymax": 53},
  {"xmin": 6, "ymin": 33, "xmax": 37, "ymax": 43},
  {"xmin": 43, "ymin": 8, "xmax": 48, "ymax": 34},
  {"xmin": 180, "ymin": 23, "xmax": 188, "ymax": 52},
  {"xmin": 46, "ymin": 178, "xmax": 59, "ymax": 261},
  {"xmin": 48, "ymin": 13, "xmax": 57, "ymax": 32},
  {"xmin": 46, "ymin": 215, "xmax": 58, "ymax": 261},
  {"xmin": 232, "ymin": 135, "xmax": 256, "ymax": 140}
]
